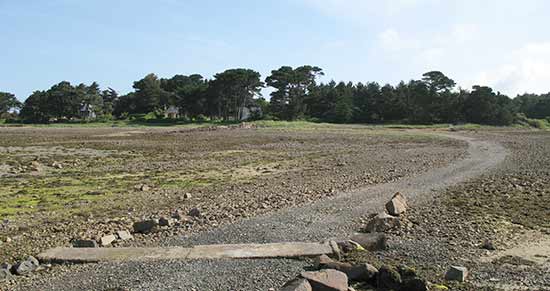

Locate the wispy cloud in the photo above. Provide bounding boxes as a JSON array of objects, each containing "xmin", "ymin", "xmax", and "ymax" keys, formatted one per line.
[{"xmin": 473, "ymin": 42, "xmax": 550, "ymax": 95}]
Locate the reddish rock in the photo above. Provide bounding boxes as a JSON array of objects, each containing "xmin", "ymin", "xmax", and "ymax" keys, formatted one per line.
[
  {"xmin": 281, "ymin": 278, "xmax": 313, "ymax": 291},
  {"xmin": 301, "ymin": 269, "xmax": 348, "ymax": 291}
]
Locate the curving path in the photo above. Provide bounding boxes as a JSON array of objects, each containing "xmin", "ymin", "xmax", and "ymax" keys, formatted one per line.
[{"xmin": 13, "ymin": 133, "xmax": 508, "ymax": 291}]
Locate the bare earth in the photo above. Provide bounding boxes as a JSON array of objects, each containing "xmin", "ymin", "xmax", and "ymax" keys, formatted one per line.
[{"xmin": 0, "ymin": 125, "xmax": 548, "ymax": 291}]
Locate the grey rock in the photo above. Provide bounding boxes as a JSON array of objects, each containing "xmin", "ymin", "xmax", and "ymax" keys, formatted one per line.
[
  {"xmin": 280, "ymin": 278, "xmax": 312, "ymax": 291},
  {"xmin": 481, "ymin": 239, "xmax": 496, "ymax": 250},
  {"xmin": 347, "ymin": 264, "xmax": 378, "ymax": 282},
  {"xmin": 132, "ymin": 220, "xmax": 158, "ymax": 234},
  {"xmin": 314, "ymin": 255, "xmax": 377, "ymax": 282},
  {"xmin": 364, "ymin": 212, "xmax": 401, "ymax": 233},
  {"xmin": 348, "ymin": 233, "xmax": 388, "ymax": 251},
  {"xmin": 72, "ymin": 239, "xmax": 98, "ymax": 248},
  {"xmin": 51, "ymin": 161, "xmax": 63, "ymax": 169},
  {"xmin": 301, "ymin": 269, "xmax": 348, "ymax": 291},
  {"xmin": 314, "ymin": 254, "xmax": 335, "ymax": 269},
  {"xmin": 0, "ymin": 268, "xmax": 12, "ymax": 281},
  {"xmin": 188, "ymin": 207, "xmax": 201, "ymax": 217},
  {"xmin": 0, "ymin": 262, "xmax": 12, "ymax": 270},
  {"xmin": 399, "ymin": 278, "xmax": 428, "ymax": 291},
  {"xmin": 171, "ymin": 209, "xmax": 183, "ymax": 220},
  {"xmin": 445, "ymin": 266, "xmax": 468, "ymax": 282},
  {"xmin": 377, "ymin": 266, "xmax": 402, "ymax": 290},
  {"xmin": 391, "ymin": 192, "xmax": 407, "ymax": 207},
  {"xmin": 385, "ymin": 197, "xmax": 407, "ymax": 216},
  {"xmin": 116, "ymin": 230, "xmax": 133, "ymax": 241},
  {"xmin": 100, "ymin": 234, "xmax": 117, "ymax": 246},
  {"xmin": 158, "ymin": 217, "xmax": 173, "ymax": 227},
  {"xmin": 13, "ymin": 256, "xmax": 39, "ymax": 275}
]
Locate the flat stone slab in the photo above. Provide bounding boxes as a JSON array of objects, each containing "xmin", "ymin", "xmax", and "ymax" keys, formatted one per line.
[{"xmin": 38, "ymin": 242, "xmax": 335, "ymax": 264}]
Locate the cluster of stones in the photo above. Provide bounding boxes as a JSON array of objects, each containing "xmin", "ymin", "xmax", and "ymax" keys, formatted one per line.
[
  {"xmin": 70, "ymin": 192, "xmax": 200, "ymax": 248},
  {"xmin": 281, "ymin": 242, "xmax": 429, "ymax": 291},
  {"xmin": 365, "ymin": 193, "xmax": 468, "ymax": 285},
  {"xmin": 7, "ymin": 160, "xmax": 63, "ymax": 175},
  {"xmin": 72, "ymin": 230, "xmax": 134, "ymax": 248},
  {"xmin": 364, "ymin": 192, "xmax": 408, "ymax": 233},
  {"xmin": 132, "ymin": 206, "xmax": 202, "ymax": 235},
  {"xmin": 281, "ymin": 192, "xmax": 469, "ymax": 291},
  {"xmin": 0, "ymin": 256, "xmax": 43, "ymax": 282}
]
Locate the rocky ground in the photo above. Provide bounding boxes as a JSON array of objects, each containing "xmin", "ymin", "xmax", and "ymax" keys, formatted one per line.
[
  {"xmin": 0, "ymin": 125, "xmax": 464, "ymax": 264},
  {"xmin": 344, "ymin": 130, "xmax": 550, "ymax": 291},
  {"xmin": 2, "ymin": 126, "xmax": 548, "ymax": 291}
]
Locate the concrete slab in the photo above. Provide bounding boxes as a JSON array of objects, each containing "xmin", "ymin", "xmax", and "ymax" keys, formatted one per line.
[
  {"xmin": 38, "ymin": 247, "xmax": 193, "ymax": 264},
  {"xmin": 37, "ymin": 242, "xmax": 335, "ymax": 264},
  {"xmin": 187, "ymin": 242, "xmax": 334, "ymax": 259}
]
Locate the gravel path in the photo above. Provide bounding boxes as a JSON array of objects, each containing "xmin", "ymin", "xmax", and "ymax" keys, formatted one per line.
[{"xmin": 10, "ymin": 133, "xmax": 507, "ymax": 291}]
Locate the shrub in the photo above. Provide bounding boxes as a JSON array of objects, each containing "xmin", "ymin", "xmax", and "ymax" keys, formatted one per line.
[
  {"xmin": 305, "ymin": 117, "xmax": 322, "ymax": 123},
  {"xmin": 95, "ymin": 114, "xmax": 113, "ymax": 123},
  {"xmin": 143, "ymin": 112, "xmax": 157, "ymax": 120},
  {"xmin": 128, "ymin": 113, "xmax": 146, "ymax": 121},
  {"xmin": 528, "ymin": 119, "xmax": 546, "ymax": 129},
  {"xmin": 195, "ymin": 114, "xmax": 208, "ymax": 122}
]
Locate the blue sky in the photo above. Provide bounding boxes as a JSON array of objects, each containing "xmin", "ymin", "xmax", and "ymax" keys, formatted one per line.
[{"xmin": 2, "ymin": 0, "xmax": 550, "ymax": 100}]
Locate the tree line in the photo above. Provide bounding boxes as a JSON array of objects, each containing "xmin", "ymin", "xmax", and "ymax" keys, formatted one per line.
[{"xmin": 2, "ymin": 66, "xmax": 550, "ymax": 125}]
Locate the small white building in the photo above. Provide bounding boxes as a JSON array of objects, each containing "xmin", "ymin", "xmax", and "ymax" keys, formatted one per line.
[
  {"xmin": 80, "ymin": 103, "xmax": 96, "ymax": 120},
  {"xmin": 240, "ymin": 105, "xmax": 261, "ymax": 121},
  {"xmin": 164, "ymin": 105, "xmax": 180, "ymax": 119}
]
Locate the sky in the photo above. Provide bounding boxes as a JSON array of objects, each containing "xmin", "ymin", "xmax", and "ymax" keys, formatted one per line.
[{"xmin": 1, "ymin": 0, "xmax": 550, "ymax": 101}]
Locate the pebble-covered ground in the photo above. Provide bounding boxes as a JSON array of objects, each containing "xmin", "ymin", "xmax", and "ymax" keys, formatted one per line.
[
  {"xmin": 1, "ymin": 127, "xmax": 487, "ymax": 291},
  {"xmin": 0, "ymin": 125, "xmax": 464, "ymax": 264},
  {"xmin": 5, "ymin": 127, "xmax": 547, "ymax": 291},
  {"xmin": 346, "ymin": 130, "xmax": 550, "ymax": 291}
]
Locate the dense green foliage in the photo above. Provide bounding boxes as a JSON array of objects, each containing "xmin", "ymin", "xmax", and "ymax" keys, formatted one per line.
[
  {"xmin": 113, "ymin": 70, "xmax": 263, "ymax": 121},
  {"xmin": 266, "ymin": 65, "xmax": 324, "ymax": 120},
  {"xmin": 6, "ymin": 67, "xmax": 550, "ymax": 125},
  {"xmin": 17, "ymin": 82, "xmax": 112, "ymax": 123},
  {"xmin": 0, "ymin": 92, "xmax": 22, "ymax": 118}
]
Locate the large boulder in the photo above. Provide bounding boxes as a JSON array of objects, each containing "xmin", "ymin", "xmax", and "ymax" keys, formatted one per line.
[
  {"xmin": 301, "ymin": 269, "xmax": 348, "ymax": 291},
  {"xmin": 385, "ymin": 193, "xmax": 408, "ymax": 216},
  {"xmin": 365, "ymin": 212, "xmax": 401, "ymax": 233},
  {"xmin": 280, "ymin": 278, "xmax": 313, "ymax": 291},
  {"xmin": 132, "ymin": 219, "xmax": 159, "ymax": 234}
]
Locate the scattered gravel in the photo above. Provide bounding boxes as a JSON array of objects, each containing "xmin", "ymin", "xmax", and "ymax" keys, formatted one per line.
[
  {"xmin": 0, "ymin": 127, "xmax": 465, "ymax": 263},
  {"xmin": 2, "ymin": 131, "xmax": 508, "ymax": 291},
  {"xmin": 347, "ymin": 130, "xmax": 550, "ymax": 291}
]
